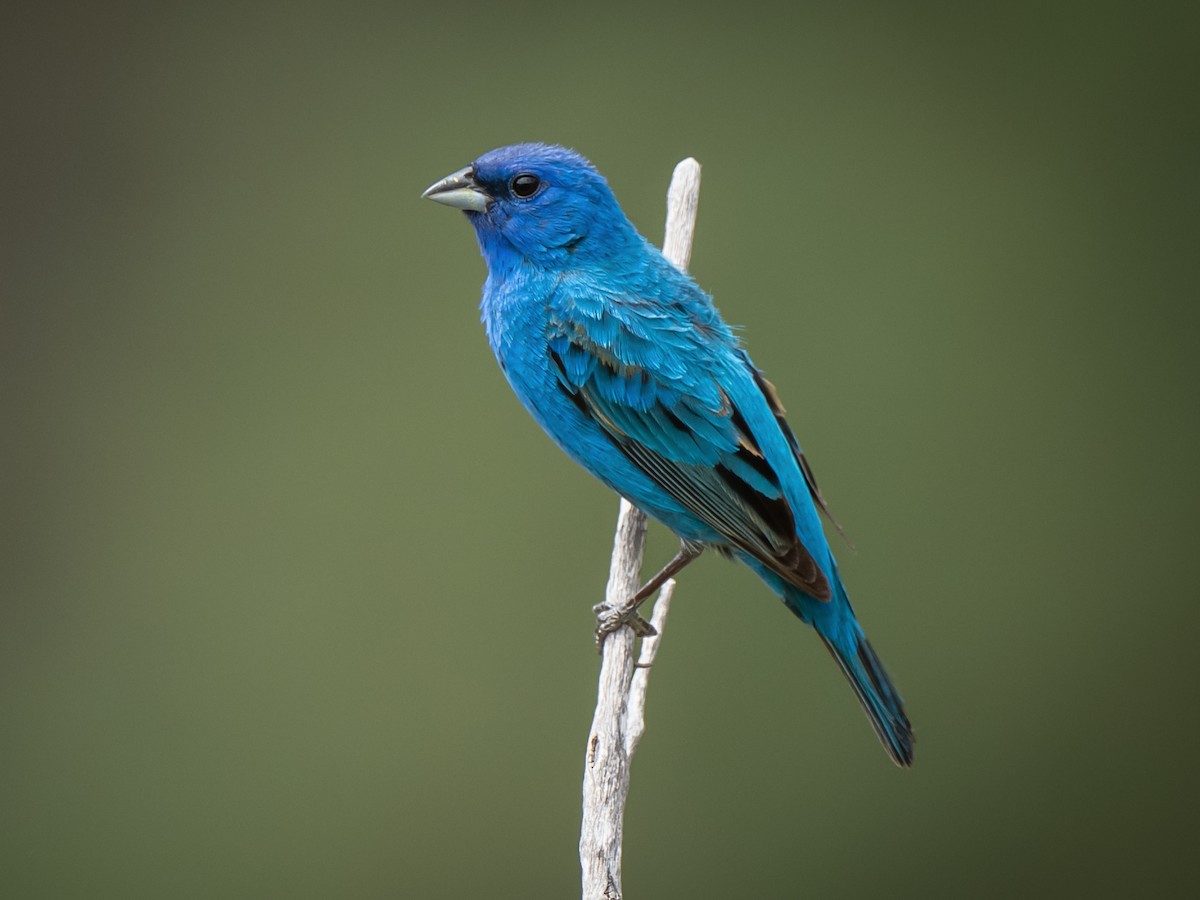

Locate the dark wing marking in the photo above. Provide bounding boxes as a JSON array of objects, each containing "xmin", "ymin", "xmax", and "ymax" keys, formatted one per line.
[
  {"xmin": 747, "ymin": 362, "xmax": 849, "ymax": 543},
  {"xmin": 550, "ymin": 340, "xmax": 832, "ymax": 601}
]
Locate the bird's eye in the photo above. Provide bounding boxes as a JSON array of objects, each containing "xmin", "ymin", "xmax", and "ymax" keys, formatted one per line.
[{"xmin": 510, "ymin": 173, "xmax": 542, "ymax": 198}]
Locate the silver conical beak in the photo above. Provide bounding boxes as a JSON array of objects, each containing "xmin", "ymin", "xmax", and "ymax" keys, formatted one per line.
[{"xmin": 421, "ymin": 166, "xmax": 489, "ymax": 212}]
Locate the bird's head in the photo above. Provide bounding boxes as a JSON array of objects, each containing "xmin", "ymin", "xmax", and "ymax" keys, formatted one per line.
[{"xmin": 422, "ymin": 143, "xmax": 641, "ymax": 271}]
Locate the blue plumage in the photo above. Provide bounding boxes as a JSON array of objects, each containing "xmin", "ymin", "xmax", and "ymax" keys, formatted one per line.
[{"xmin": 423, "ymin": 143, "xmax": 913, "ymax": 766}]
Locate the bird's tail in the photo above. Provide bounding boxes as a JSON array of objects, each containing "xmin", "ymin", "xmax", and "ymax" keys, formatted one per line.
[{"xmin": 818, "ymin": 623, "xmax": 914, "ymax": 767}]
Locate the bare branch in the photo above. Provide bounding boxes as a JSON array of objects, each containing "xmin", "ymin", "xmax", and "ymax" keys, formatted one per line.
[
  {"xmin": 579, "ymin": 158, "xmax": 702, "ymax": 900},
  {"xmin": 626, "ymin": 579, "xmax": 675, "ymax": 757}
]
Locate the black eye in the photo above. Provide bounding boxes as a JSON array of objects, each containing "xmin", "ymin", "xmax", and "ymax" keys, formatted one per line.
[{"xmin": 510, "ymin": 173, "xmax": 542, "ymax": 198}]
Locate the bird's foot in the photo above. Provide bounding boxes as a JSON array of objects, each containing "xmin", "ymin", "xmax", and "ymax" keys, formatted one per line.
[{"xmin": 593, "ymin": 601, "xmax": 657, "ymax": 651}]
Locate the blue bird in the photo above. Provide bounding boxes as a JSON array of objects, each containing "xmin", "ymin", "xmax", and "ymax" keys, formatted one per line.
[{"xmin": 422, "ymin": 143, "xmax": 913, "ymax": 766}]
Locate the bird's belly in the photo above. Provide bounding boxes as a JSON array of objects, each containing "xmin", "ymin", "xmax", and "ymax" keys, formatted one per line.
[{"xmin": 501, "ymin": 355, "xmax": 722, "ymax": 545}]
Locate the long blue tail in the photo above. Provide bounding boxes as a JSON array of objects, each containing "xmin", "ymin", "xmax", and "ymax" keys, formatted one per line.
[
  {"xmin": 746, "ymin": 558, "xmax": 914, "ymax": 766},
  {"xmin": 819, "ymin": 627, "xmax": 914, "ymax": 767}
]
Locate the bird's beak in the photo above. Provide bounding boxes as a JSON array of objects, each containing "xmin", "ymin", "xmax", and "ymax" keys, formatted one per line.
[{"xmin": 421, "ymin": 166, "xmax": 490, "ymax": 212}]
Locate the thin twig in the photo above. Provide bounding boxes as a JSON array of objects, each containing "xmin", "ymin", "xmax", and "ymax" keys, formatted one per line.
[
  {"xmin": 626, "ymin": 579, "xmax": 674, "ymax": 757},
  {"xmin": 579, "ymin": 158, "xmax": 702, "ymax": 900}
]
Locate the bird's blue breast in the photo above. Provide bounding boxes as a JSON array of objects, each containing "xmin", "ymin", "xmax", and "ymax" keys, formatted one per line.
[{"xmin": 480, "ymin": 266, "xmax": 727, "ymax": 543}]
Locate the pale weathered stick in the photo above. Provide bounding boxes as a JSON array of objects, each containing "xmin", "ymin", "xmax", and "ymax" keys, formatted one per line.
[
  {"xmin": 625, "ymin": 579, "xmax": 675, "ymax": 758},
  {"xmin": 579, "ymin": 158, "xmax": 702, "ymax": 900}
]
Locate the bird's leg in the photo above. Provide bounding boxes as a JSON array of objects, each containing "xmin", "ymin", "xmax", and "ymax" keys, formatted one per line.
[
  {"xmin": 594, "ymin": 542, "xmax": 702, "ymax": 649},
  {"xmin": 629, "ymin": 541, "xmax": 702, "ymax": 608}
]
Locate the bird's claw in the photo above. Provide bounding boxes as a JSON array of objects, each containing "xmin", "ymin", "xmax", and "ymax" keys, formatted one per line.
[{"xmin": 593, "ymin": 601, "xmax": 657, "ymax": 651}]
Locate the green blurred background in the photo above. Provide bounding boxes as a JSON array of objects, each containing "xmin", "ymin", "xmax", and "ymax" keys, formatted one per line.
[{"xmin": 3, "ymin": 2, "xmax": 1197, "ymax": 897}]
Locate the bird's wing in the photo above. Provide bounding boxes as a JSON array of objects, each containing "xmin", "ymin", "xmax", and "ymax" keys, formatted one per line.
[
  {"xmin": 547, "ymin": 318, "xmax": 832, "ymax": 601},
  {"xmin": 746, "ymin": 362, "xmax": 848, "ymax": 542}
]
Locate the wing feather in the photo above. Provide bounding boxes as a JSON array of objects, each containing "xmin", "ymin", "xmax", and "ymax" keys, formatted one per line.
[{"xmin": 549, "ymin": 328, "xmax": 831, "ymax": 601}]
